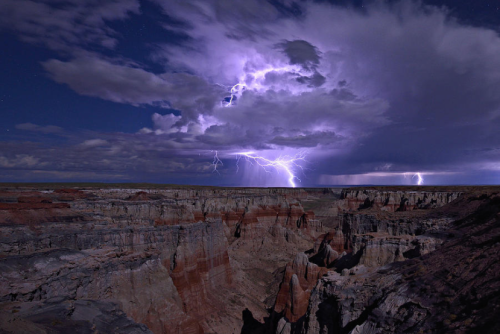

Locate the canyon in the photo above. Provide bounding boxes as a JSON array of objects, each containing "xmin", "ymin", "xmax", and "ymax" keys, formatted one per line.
[{"xmin": 0, "ymin": 185, "xmax": 498, "ymax": 334}]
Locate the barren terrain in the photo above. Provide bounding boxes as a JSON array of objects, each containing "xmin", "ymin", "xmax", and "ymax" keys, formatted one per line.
[{"xmin": 0, "ymin": 184, "xmax": 498, "ymax": 334}]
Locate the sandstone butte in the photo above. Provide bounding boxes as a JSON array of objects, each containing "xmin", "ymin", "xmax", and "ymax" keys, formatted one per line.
[{"xmin": 0, "ymin": 185, "xmax": 499, "ymax": 334}]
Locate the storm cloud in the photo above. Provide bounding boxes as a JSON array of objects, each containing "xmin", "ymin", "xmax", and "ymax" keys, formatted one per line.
[
  {"xmin": 278, "ymin": 40, "xmax": 321, "ymax": 70},
  {"xmin": 2, "ymin": 0, "xmax": 500, "ymax": 185}
]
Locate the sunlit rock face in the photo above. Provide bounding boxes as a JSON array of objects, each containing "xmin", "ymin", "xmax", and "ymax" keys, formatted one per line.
[{"xmin": 1, "ymin": 186, "xmax": 498, "ymax": 334}]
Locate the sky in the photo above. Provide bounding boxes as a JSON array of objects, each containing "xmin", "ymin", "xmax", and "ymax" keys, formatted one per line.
[{"xmin": 1, "ymin": 0, "xmax": 500, "ymax": 187}]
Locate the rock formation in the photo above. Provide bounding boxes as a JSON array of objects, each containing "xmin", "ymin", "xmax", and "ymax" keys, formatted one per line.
[
  {"xmin": 298, "ymin": 192, "xmax": 500, "ymax": 334},
  {"xmin": 269, "ymin": 188, "xmax": 499, "ymax": 334},
  {"xmin": 338, "ymin": 189, "xmax": 461, "ymax": 212},
  {"xmin": 1, "ymin": 185, "xmax": 498, "ymax": 334},
  {"xmin": 0, "ymin": 186, "xmax": 324, "ymax": 333},
  {"xmin": 273, "ymin": 253, "xmax": 327, "ymax": 323}
]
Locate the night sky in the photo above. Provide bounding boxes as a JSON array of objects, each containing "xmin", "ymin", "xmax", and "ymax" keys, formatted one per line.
[{"xmin": 1, "ymin": 0, "xmax": 500, "ymax": 187}]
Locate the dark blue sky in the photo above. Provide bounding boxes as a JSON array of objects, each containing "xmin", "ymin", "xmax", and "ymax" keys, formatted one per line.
[
  {"xmin": 0, "ymin": 0, "xmax": 181, "ymax": 134},
  {"xmin": 1, "ymin": 0, "xmax": 500, "ymax": 186}
]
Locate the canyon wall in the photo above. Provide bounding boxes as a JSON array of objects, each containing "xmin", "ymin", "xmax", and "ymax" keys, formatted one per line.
[
  {"xmin": 295, "ymin": 192, "xmax": 500, "ymax": 334},
  {"xmin": 1, "ymin": 185, "xmax": 498, "ymax": 334},
  {"xmin": 269, "ymin": 188, "xmax": 500, "ymax": 334},
  {"xmin": 338, "ymin": 189, "xmax": 461, "ymax": 212},
  {"xmin": 0, "ymin": 187, "xmax": 326, "ymax": 333}
]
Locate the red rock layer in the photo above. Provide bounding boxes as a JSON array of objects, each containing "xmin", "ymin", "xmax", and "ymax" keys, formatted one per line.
[
  {"xmin": 53, "ymin": 189, "xmax": 88, "ymax": 201},
  {"xmin": 274, "ymin": 253, "xmax": 327, "ymax": 322},
  {"xmin": 0, "ymin": 187, "xmax": 322, "ymax": 334},
  {"xmin": 17, "ymin": 196, "xmax": 53, "ymax": 203},
  {"xmin": 227, "ymin": 204, "xmax": 315, "ymax": 241},
  {"xmin": 168, "ymin": 223, "xmax": 233, "ymax": 331},
  {"xmin": 152, "ymin": 201, "xmax": 315, "ymax": 237}
]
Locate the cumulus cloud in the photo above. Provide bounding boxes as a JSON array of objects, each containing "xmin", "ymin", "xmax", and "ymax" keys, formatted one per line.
[
  {"xmin": 269, "ymin": 131, "xmax": 342, "ymax": 148},
  {"xmin": 278, "ymin": 40, "xmax": 321, "ymax": 70},
  {"xmin": 156, "ymin": 0, "xmax": 500, "ymax": 184}
]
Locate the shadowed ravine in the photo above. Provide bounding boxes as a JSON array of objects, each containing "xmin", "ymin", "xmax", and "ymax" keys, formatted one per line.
[{"xmin": 0, "ymin": 185, "xmax": 498, "ymax": 334}]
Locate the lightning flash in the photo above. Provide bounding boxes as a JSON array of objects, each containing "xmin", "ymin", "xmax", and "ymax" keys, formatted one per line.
[
  {"xmin": 225, "ymin": 83, "xmax": 245, "ymax": 107},
  {"xmin": 216, "ymin": 64, "xmax": 312, "ymax": 185},
  {"xmin": 235, "ymin": 151, "xmax": 306, "ymax": 188},
  {"xmin": 212, "ymin": 150, "xmax": 223, "ymax": 174},
  {"xmin": 223, "ymin": 64, "xmax": 309, "ymax": 107},
  {"xmin": 404, "ymin": 172, "xmax": 425, "ymax": 185},
  {"xmin": 413, "ymin": 172, "xmax": 424, "ymax": 185}
]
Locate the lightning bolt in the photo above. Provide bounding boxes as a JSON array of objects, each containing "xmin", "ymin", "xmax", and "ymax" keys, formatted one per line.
[
  {"xmin": 413, "ymin": 172, "xmax": 424, "ymax": 185},
  {"xmin": 212, "ymin": 150, "xmax": 223, "ymax": 174},
  {"xmin": 216, "ymin": 65, "xmax": 312, "ymax": 185},
  {"xmin": 235, "ymin": 151, "xmax": 306, "ymax": 188},
  {"xmin": 223, "ymin": 64, "xmax": 307, "ymax": 107},
  {"xmin": 225, "ymin": 83, "xmax": 245, "ymax": 107}
]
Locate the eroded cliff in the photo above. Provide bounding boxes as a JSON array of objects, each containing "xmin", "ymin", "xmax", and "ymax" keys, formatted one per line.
[
  {"xmin": 1, "ymin": 185, "xmax": 498, "ymax": 334},
  {"xmin": 268, "ymin": 188, "xmax": 500, "ymax": 334},
  {"xmin": 0, "ymin": 186, "xmax": 326, "ymax": 333}
]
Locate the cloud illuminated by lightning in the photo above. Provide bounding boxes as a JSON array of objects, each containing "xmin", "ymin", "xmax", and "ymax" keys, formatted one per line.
[
  {"xmin": 403, "ymin": 172, "xmax": 424, "ymax": 185},
  {"xmin": 225, "ymin": 83, "xmax": 245, "ymax": 107},
  {"xmin": 217, "ymin": 65, "xmax": 312, "ymax": 186},
  {"xmin": 235, "ymin": 151, "xmax": 306, "ymax": 187},
  {"xmin": 223, "ymin": 64, "xmax": 310, "ymax": 107}
]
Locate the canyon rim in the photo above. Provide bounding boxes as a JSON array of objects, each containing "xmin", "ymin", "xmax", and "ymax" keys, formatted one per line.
[
  {"xmin": 2, "ymin": 1, "xmax": 500, "ymax": 333},
  {"xmin": 0, "ymin": 184, "xmax": 499, "ymax": 333}
]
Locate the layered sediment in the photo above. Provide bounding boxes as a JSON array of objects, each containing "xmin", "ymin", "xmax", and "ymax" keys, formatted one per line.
[
  {"xmin": 0, "ymin": 187, "xmax": 323, "ymax": 333},
  {"xmin": 294, "ymin": 193, "xmax": 500, "ymax": 334},
  {"xmin": 1, "ymin": 185, "xmax": 498, "ymax": 334},
  {"xmin": 269, "ymin": 188, "xmax": 500, "ymax": 334}
]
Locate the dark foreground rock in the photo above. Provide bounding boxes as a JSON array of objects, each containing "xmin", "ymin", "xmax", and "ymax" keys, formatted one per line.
[
  {"xmin": 271, "ymin": 190, "xmax": 500, "ymax": 334},
  {"xmin": 0, "ymin": 298, "xmax": 152, "ymax": 334}
]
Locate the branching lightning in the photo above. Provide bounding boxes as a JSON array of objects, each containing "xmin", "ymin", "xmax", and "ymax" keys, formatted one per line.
[
  {"xmin": 235, "ymin": 151, "xmax": 306, "ymax": 188},
  {"xmin": 223, "ymin": 65, "xmax": 307, "ymax": 107},
  {"xmin": 212, "ymin": 150, "xmax": 223, "ymax": 174},
  {"xmin": 215, "ymin": 65, "xmax": 312, "ymax": 185}
]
